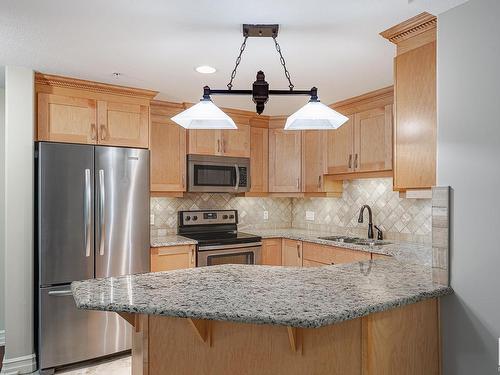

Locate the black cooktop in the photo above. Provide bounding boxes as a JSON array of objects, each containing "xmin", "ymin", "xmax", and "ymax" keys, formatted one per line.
[{"xmin": 182, "ymin": 231, "xmax": 261, "ymax": 247}]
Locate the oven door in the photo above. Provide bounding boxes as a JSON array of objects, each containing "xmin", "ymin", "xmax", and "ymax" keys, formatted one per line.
[
  {"xmin": 188, "ymin": 155, "xmax": 250, "ymax": 193},
  {"xmin": 197, "ymin": 243, "xmax": 262, "ymax": 267}
]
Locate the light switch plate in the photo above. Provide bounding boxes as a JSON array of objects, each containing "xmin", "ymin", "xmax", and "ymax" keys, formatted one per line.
[
  {"xmin": 150, "ymin": 214, "xmax": 155, "ymax": 225},
  {"xmin": 263, "ymin": 211, "xmax": 269, "ymax": 220},
  {"xmin": 306, "ymin": 211, "xmax": 315, "ymax": 221}
]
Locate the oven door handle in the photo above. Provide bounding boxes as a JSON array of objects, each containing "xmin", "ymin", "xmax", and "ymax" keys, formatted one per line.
[
  {"xmin": 198, "ymin": 242, "xmax": 262, "ymax": 251},
  {"xmin": 234, "ymin": 164, "xmax": 240, "ymax": 191}
]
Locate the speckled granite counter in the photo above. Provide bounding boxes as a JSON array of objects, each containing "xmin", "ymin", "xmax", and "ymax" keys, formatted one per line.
[
  {"xmin": 245, "ymin": 228, "xmax": 432, "ymax": 266},
  {"xmin": 150, "ymin": 234, "xmax": 197, "ymax": 247},
  {"xmin": 72, "ymin": 258, "xmax": 451, "ymax": 328}
]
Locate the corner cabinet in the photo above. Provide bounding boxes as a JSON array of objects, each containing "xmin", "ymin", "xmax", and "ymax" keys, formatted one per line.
[
  {"xmin": 268, "ymin": 126, "xmax": 302, "ymax": 193},
  {"xmin": 302, "ymin": 130, "xmax": 328, "ymax": 193},
  {"xmin": 249, "ymin": 126, "xmax": 269, "ymax": 193},
  {"xmin": 35, "ymin": 73, "xmax": 157, "ymax": 148},
  {"xmin": 381, "ymin": 12, "xmax": 437, "ymax": 192},
  {"xmin": 150, "ymin": 101, "xmax": 187, "ymax": 194}
]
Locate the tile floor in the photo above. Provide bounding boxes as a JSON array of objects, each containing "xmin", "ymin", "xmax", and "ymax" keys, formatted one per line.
[{"xmin": 55, "ymin": 355, "xmax": 130, "ymax": 374}]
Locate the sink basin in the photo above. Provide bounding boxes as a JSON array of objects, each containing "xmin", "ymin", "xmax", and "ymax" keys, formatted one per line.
[{"xmin": 318, "ymin": 236, "xmax": 392, "ymax": 247}]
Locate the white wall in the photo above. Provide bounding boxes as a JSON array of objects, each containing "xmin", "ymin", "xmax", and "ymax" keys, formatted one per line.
[
  {"xmin": 0, "ymin": 85, "xmax": 5, "ymax": 346},
  {"xmin": 438, "ymin": 0, "xmax": 500, "ymax": 373},
  {"xmin": 1, "ymin": 66, "xmax": 36, "ymax": 374}
]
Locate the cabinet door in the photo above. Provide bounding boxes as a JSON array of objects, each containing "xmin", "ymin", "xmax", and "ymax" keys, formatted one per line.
[
  {"xmin": 394, "ymin": 41, "xmax": 436, "ymax": 190},
  {"xmin": 188, "ymin": 129, "xmax": 221, "ymax": 155},
  {"xmin": 222, "ymin": 124, "xmax": 250, "ymax": 157},
  {"xmin": 327, "ymin": 115, "xmax": 354, "ymax": 174},
  {"xmin": 302, "ymin": 131, "xmax": 328, "ymax": 192},
  {"xmin": 97, "ymin": 100, "xmax": 149, "ymax": 148},
  {"xmin": 150, "ymin": 105, "xmax": 186, "ymax": 192},
  {"xmin": 353, "ymin": 105, "xmax": 393, "ymax": 173},
  {"xmin": 37, "ymin": 93, "xmax": 97, "ymax": 144},
  {"xmin": 150, "ymin": 246, "xmax": 195, "ymax": 272},
  {"xmin": 250, "ymin": 127, "xmax": 268, "ymax": 193},
  {"xmin": 268, "ymin": 129, "xmax": 302, "ymax": 192},
  {"xmin": 261, "ymin": 238, "xmax": 281, "ymax": 266},
  {"xmin": 281, "ymin": 239, "xmax": 302, "ymax": 267}
]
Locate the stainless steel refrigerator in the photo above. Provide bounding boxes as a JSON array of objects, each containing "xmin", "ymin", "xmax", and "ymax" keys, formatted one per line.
[{"xmin": 35, "ymin": 142, "xmax": 150, "ymax": 374}]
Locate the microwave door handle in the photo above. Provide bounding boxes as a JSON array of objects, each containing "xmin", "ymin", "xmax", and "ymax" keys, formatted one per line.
[{"xmin": 234, "ymin": 164, "xmax": 240, "ymax": 191}]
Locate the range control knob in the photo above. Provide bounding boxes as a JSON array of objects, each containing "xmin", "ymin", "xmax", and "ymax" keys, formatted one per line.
[
  {"xmin": 229, "ymin": 214, "xmax": 235, "ymax": 219},
  {"xmin": 185, "ymin": 216, "xmax": 191, "ymax": 221},
  {"xmin": 222, "ymin": 215, "xmax": 228, "ymax": 219},
  {"xmin": 192, "ymin": 216, "xmax": 198, "ymax": 221}
]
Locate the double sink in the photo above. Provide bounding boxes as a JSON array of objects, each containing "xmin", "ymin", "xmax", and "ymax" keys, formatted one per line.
[{"xmin": 318, "ymin": 235, "xmax": 392, "ymax": 247}]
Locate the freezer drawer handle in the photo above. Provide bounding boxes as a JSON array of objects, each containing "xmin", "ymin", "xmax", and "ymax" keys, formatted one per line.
[
  {"xmin": 48, "ymin": 290, "xmax": 73, "ymax": 297},
  {"xmin": 84, "ymin": 169, "xmax": 91, "ymax": 258},
  {"xmin": 98, "ymin": 169, "xmax": 105, "ymax": 256}
]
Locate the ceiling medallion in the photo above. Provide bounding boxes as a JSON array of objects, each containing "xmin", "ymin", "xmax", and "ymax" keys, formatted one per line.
[{"xmin": 171, "ymin": 24, "xmax": 348, "ymax": 130}]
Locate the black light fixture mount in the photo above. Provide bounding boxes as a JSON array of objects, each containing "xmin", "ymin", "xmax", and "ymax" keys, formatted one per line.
[{"xmin": 202, "ymin": 24, "xmax": 318, "ymax": 115}]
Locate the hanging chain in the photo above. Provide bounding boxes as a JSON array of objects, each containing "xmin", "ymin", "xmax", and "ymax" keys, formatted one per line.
[
  {"xmin": 273, "ymin": 36, "xmax": 294, "ymax": 90},
  {"xmin": 227, "ymin": 36, "xmax": 248, "ymax": 90}
]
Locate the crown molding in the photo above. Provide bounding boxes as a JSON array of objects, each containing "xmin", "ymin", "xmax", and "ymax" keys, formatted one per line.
[
  {"xmin": 380, "ymin": 12, "xmax": 436, "ymax": 45},
  {"xmin": 330, "ymin": 86, "xmax": 394, "ymax": 115},
  {"xmin": 35, "ymin": 72, "xmax": 158, "ymax": 99}
]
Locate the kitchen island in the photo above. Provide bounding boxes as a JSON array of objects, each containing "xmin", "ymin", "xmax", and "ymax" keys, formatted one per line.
[{"xmin": 72, "ymin": 259, "xmax": 451, "ymax": 375}]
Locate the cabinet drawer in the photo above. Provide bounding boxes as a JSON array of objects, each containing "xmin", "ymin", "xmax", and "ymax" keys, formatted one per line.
[
  {"xmin": 150, "ymin": 245, "xmax": 195, "ymax": 272},
  {"xmin": 302, "ymin": 242, "xmax": 371, "ymax": 265}
]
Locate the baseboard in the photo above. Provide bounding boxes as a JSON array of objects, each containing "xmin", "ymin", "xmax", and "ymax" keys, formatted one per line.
[
  {"xmin": 0, "ymin": 353, "xmax": 37, "ymax": 375},
  {"xmin": 0, "ymin": 330, "xmax": 5, "ymax": 346}
]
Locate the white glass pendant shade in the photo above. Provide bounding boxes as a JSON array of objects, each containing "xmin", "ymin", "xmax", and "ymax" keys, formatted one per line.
[
  {"xmin": 171, "ymin": 99, "xmax": 237, "ymax": 129},
  {"xmin": 284, "ymin": 100, "xmax": 349, "ymax": 130}
]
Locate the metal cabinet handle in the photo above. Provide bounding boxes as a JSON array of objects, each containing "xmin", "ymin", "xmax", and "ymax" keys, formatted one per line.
[
  {"xmin": 234, "ymin": 164, "xmax": 240, "ymax": 190},
  {"xmin": 217, "ymin": 139, "xmax": 220, "ymax": 153},
  {"xmin": 182, "ymin": 175, "xmax": 185, "ymax": 189},
  {"xmin": 84, "ymin": 169, "xmax": 91, "ymax": 258},
  {"xmin": 318, "ymin": 175, "xmax": 322, "ymax": 189},
  {"xmin": 48, "ymin": 290, "xmax": 73, "ymax": 297},
  {"xmin": 98, "ymin": 169, "xmax": 105, "ymax": 256},
  {"xmin": 296, "ymin": 178, "xmax": 300, "ymax": 190},
  {"xmin": 222, "ymin": 140, "xmax": 226, "ymax": 154},
  {"xmin": 354, "ymin": 154, "xmax": 358, "ymax": 169},
  {"xmin": 100, "ymin": 125, "xmax": 107, "ymax": 140},
  {"xmin": 297, "ymin": 243, "xmax": 301, "ymax": 258},
  {"xmin": 190, "ymin": 248, "xmax": 195, "ymax": 266},
  {"xmin": 90, "ymin": 123, "xmax": 97, "ymax": 140},
  {"xmin": 348, "ymin": 154, "xmax": 352, "ymax": 169}
]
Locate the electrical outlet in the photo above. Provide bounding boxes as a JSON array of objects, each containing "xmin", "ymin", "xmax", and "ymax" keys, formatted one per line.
[
  {"xmin": 263, "ymin": 211, "xmax": 269, "ymax": 220},
  {"xmin": 306, "ymin": 211, "xmax": 315, "ymax": 221},
  {"xmin": 150, "ymin": 214, "xmax": 155, "ymax": 225}
]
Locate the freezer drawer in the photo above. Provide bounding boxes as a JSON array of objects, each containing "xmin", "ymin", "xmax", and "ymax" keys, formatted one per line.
[
  {"xmin": 37, "ymin": 142, "xmax": 94, "ymax": 285},
  {"xmin": 38, "ymin": 285, "xmax": 131, "ymax": 371}
]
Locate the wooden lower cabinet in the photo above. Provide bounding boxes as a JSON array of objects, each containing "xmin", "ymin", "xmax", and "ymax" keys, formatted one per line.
[
  {"xmin": 150, "ymin": 245, "xmax": 196, "ymax": 272},
  {"xmin": 261, "ymin": 238, "xmax": 282, "ymax": 266},
  {"xmin": 302, "ymin": 242, "xmax": 371, "ymax": 265},
  {"xmin": 281, "ymin": 239, "xmax": 302, "ymax": 266}
]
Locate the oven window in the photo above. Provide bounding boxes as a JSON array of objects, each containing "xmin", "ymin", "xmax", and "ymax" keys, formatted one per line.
[
  {"xmin": 207, "ymin": 252, "xmax": 254, "ymax": 266},
  {"xmin": 194, "ymin": 165, "xmax": 236, "ymax": 187}
]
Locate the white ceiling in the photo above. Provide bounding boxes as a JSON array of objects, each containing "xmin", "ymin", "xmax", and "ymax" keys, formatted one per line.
[{"xmin": 0, "ymin": 0, "xmax": 466, "ymax": 114}]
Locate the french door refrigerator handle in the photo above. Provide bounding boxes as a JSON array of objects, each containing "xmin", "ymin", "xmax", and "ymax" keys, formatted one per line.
[
  {"xmin": 84, "ymin": 169, "xmax": 91, "ymax": 257},
  {"xmin": 234, "ymin": 164, "xmax": 240, "ymax": 190},
  {"xmin": 98, "ymin": 169, "xmax": 105, "ymax": 256}
]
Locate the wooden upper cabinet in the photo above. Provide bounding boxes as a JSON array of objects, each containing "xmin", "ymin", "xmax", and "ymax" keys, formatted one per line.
[
  {"xmin": 37, "ymin": 93, "xmax": 97, "ymax": 144},
  {"xmin": 302, "ymin": 131, "xmax": 328, "ymax": 192},
  {"xmin": 250, "ymin": 127, "xmax": 268, "ymax": 193},
  {"xmin": 35, "ymin": 73, "xmax": 157, "ymax": 148},
  {"xmin": 150, "ymin": 101, "xmax": 186, "ymax": 193},
  {"xmin": 380, "ymin": 12, "xmax": 437, "ymax": 191},
  {"xmin": 268, "ymin": 128, "xmax": 301, "ymax": 192},
  {"xmin": 222, "ymin": 124, "xmax": 250, "ymax": 157},
  {"xmin": 327, "ymin": 116, "xmax": 354, "ymax": 174},
  {"xmin": 188, "ymin": 129, "xmax": 221, "ymax": 155},
  {"xmin": 97, "ymin": 100, "xmax": 149, "ymax": 148},
  {"xmin": 281, "ymin": 239, "xmax": 302, "ymax": 267},
  {"xmin": 353, "ymin": 105, "xmax": 393, "ymax": 173}
]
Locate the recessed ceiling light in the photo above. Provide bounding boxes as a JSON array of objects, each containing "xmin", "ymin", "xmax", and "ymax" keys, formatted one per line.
[{"xmin": 195, "ymin": 65, "xmax": 217, "ymax": 74}]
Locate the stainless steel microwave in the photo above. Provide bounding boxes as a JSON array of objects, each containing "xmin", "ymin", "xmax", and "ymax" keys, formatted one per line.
[{"xmin": 187, "ymin": 155, "xmax": 250, "ymax": 193}]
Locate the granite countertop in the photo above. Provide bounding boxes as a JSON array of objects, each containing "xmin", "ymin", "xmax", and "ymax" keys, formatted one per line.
[
  {"xmin": 72, "ymin": 259, "xmax": 452, "ymax": 328},
  {"xmin": 150, "ymin": 235, "xmax": 197, "ymax": 247},
  {"xmin": 245, "ymin": 228, "xmax": 432, "ymax": 266}
]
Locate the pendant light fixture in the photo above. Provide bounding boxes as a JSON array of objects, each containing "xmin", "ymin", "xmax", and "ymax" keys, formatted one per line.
[{"xmin": 171, "ymin": 24, "xmax": 348, "ymax": 130}]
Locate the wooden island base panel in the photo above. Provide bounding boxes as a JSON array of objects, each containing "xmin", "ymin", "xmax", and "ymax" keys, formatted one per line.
[{"xmin": 120, "ymin": 298, "xmax": 440, "ymax": 375}]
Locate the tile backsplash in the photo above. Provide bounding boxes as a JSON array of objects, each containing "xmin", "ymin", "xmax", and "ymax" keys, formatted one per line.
[
  {"xmin": 151, "ymin": 178, "xmax": 431, "ymax": 244},
  {"xmin": 292, "ymin": 179, "xmax": 431, "ymax": 243}
]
